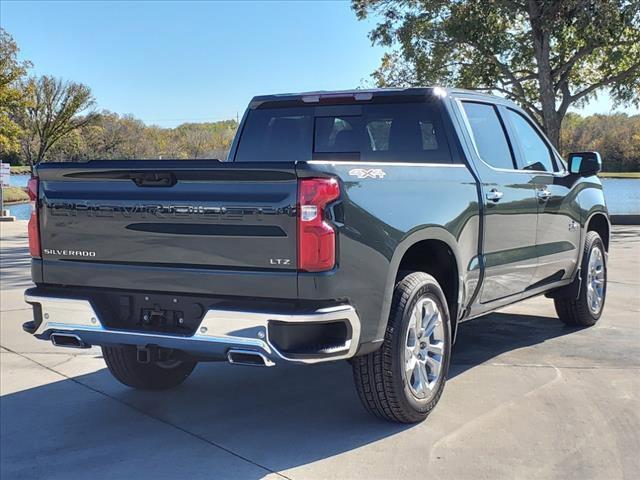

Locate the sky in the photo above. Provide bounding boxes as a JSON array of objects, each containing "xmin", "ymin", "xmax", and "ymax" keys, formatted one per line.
[{"xmin": 1, "ymin": 0, "xmax": 637, "ymax": 128}]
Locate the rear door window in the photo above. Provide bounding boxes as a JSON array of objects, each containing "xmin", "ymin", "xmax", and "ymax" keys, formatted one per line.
[{"xmin": 462, "ymin": 101, "xmax": 515, "ymax": 170}]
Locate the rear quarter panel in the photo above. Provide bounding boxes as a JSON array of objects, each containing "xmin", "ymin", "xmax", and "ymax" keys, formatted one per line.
[{"xmin": 297, "ymin": 161, "xmax": 480, "ymax": 344}]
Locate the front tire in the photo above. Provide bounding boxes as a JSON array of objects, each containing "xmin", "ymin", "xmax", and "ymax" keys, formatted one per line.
[
  {"xmin": 352, "ymin": 272, "xmax": 451, "ymax": 423},
  {"xmin": 102, "ymin": 345, "xmax": 197, "ymax": 390},
  {"xmin": 554, "ymin": 231, "xmax": 607, "ymax": 326}
]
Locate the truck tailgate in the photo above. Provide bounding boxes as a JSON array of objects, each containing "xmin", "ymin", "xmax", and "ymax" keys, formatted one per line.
[{"xmin": 36, "ymin": 161, "xmax": 298, "ymax": 297}]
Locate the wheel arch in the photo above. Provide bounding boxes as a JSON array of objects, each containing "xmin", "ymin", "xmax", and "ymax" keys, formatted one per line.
[
  {"xmin": 547, "ymin": 211, "xmax": 611, "ymax": 302},
  {"xmin": 585, "ymin": 212, "xmax": 610, "ymax": 252},
  {"xmin": 574, "ymin": 210, "xmax": 611, "ymax": 277},
  {"xmin": 378, "ymin": 227, "xmax": 464, "ymax": 343}
]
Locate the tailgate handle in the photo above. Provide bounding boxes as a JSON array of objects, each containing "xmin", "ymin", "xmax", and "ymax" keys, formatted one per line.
[{"xmin": 132, "ymin": 172, "xmax": 176, "ymax": 187}]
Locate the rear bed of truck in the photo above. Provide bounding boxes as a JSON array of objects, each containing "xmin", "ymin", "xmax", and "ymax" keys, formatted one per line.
[
  {"xmin": 24, "ymin": 160, "xmax": 360, "ymax": 365},
  {"xmin": 34, "ymin": 161, "xmax": 299, "ymax": 296}
]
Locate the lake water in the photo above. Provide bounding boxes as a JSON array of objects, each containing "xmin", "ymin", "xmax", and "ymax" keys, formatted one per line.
[
  {"xmin": 5, "ymin": 202, "xmax": 32, "ymax": 220},
  {"xmin": 8, "ymin": 174, "xmax": 31, "ymax": 187},
  {"xmin": 4, "ymin": 174, "xmax": 639, "ymax": 220},
  {"xmin": 601, "ymin": 178, "xmax": 640, "ymax": 215}
]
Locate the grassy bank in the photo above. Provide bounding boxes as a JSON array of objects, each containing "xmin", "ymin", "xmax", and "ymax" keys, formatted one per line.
[
  {"xmin": 599, "ymin": 172, "xmax": 640, "ymax": 179},
  {"xmin": 1, "ymin": 186, "xmax": 29, "ymax": 203},
  {"xmin": 9, "ymin": 165, "xmax": 31, "ymax": 175}
]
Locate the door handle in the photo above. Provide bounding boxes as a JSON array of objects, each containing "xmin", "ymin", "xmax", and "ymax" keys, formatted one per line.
[
  {"xmin": 537, "ymin": 188, "xmax": 552, "ymax": 201},
  {"xmin": 486, "ymin": 188, "xmax": 503, "ymax": 202}
]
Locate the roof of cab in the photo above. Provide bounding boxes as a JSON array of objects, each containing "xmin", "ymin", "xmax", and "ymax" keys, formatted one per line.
[{"xmin": 249, "ymin": 87, "xmax": 517, "ymax": 109}]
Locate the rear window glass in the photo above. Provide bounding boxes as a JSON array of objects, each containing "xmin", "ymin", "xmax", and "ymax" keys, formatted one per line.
[
  {"xmin": 234, "ymin": 103, "xmax": 453, "ymax": 163},
  {"xmin": 234, "ymin": 108, "xmax": 313, "ymax": 162}
]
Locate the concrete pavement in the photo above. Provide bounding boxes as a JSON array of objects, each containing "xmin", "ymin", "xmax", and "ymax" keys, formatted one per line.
[{"xmin": 1, "ymin": 221, "xmax": 639, "ymax": 480}]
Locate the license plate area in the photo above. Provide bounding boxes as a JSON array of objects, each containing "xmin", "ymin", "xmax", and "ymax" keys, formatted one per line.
[
  {"xmin": 140, "ymin": 306, "xmax": 185, "ymax": 331},
  {"xmin": 92, "ymin": 292, "xmax": 208, "ymax": 335}
]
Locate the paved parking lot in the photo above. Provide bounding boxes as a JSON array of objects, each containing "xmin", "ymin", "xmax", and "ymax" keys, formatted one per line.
[{"xmin": 1, "ymin": 221, "xmax": 639, "ymax": 480}]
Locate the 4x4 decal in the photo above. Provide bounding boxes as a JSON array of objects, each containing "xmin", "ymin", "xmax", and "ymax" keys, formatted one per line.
[{"xmin": 348, "ymin": 168, "xmax": 386, "ymax": 179}]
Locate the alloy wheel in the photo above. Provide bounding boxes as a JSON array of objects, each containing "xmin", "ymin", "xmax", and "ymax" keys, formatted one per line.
[{"xmin": 404, "ymin": 297, "xmax": 446, "ymax": 400}]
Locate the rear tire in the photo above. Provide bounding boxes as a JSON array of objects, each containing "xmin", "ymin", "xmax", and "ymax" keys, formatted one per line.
[
  {"xmin": 352, "ymin": 272, "xmax": 451, "ymax": 423},
  {"xmin": 102, "ymin": 345, "xmax": 197, "ymax": 390},
  {"xmin": 554, "ymin": 231, "xmax": 607, "ymax": 326}
]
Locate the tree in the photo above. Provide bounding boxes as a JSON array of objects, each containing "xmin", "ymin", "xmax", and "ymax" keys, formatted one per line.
[
  {"xmin": 0, "ymin": 28, "xmax": 31, "ymax": 155},
  {"xmin": 16, "ymin": 75, "xmax": 96, "ymax": 165},
  {"xmin": 353, "ymin": 0, "xmax": 640, "ymax": 147},
  {"xmin": 208, "ymin": 120, "xmax": 238, "ymax": 159},
  {"xmin": 103, "ymin": 114, "xmax": 150, "ymax": 159},
  {"xmin": 178, "ymin": 124, "xmax": 213, "ymax": 159}
]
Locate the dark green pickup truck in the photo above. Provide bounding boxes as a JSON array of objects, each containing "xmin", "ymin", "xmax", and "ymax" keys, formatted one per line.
[{"xmin": 23, "ymin": 88, "xmax": 609, "ymax": 423}]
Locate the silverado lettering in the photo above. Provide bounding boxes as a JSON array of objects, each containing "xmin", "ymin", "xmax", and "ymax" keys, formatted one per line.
[
  {"xmin": 48, "ymin": 202, "xmax": 288, "ymax": 220},
  {"xmin": 42, "ymin": 249, "xmax": 96, "ymax": 257}
]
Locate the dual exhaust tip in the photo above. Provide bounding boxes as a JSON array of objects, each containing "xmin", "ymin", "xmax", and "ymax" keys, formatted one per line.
[
  {"xmin": 227, "ymin": 349, "xmax": 274, "ymax": 367},
  {"xmin": 49, "ymin": 334, "xmax": 273, "ymax": 367},
  {"xmin": 50, "ymin": 333, "xmax": 89, "ymax": 349}
]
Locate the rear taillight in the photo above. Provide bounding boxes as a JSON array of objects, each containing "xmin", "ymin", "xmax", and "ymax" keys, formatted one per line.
[
  {"xmin": 27, "ymin": 176, "xmax": 41, "ymax": 258},
  {"xmin": 297, "ymin": 178, "xmax": 340, "ymax": 272}
]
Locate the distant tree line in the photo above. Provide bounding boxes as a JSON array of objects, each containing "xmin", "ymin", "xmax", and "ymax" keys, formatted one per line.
[
  {"xmin": 24, "ymin": 112, "xmax": 238, "ymax": 162},
  {"xmin": 561, "ymin": 112, "xmax": 640, "ymax": 172}
]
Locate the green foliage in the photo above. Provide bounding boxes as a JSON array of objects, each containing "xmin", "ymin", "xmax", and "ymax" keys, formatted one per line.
[
  {"xmin": 175, "ymin": 120, "xmax": 238, "ymax": 159},
  {"xmin": 16, "ymin": 75, "xmax": 97, "ymax": 165},
  {"xmin": 561, "ymin": 112, "xmax": 640, "ymax": 171},
  {"xmin": 0, "ymin": 28, "xmax": 31, "ymax": 155},
  {"xmin": 353, "ymin": 0, "xmax": 640, "ymax": 147}
]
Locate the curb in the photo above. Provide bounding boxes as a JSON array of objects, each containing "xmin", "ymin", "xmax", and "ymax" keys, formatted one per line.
[{"xmin": 610, "ymin": 215, "xmax": 640, "ymax": 225}]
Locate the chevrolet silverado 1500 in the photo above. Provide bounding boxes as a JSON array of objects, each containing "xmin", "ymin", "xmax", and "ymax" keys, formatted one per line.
[{"xmin": 23, "ymin": 88, "xmax": 609, "ymax": 423}]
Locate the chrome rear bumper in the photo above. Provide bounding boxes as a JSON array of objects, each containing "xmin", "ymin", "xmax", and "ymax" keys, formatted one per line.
[{"xmin": 24, "ymin": 293, "xmax": 361, "ymax": 365}]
